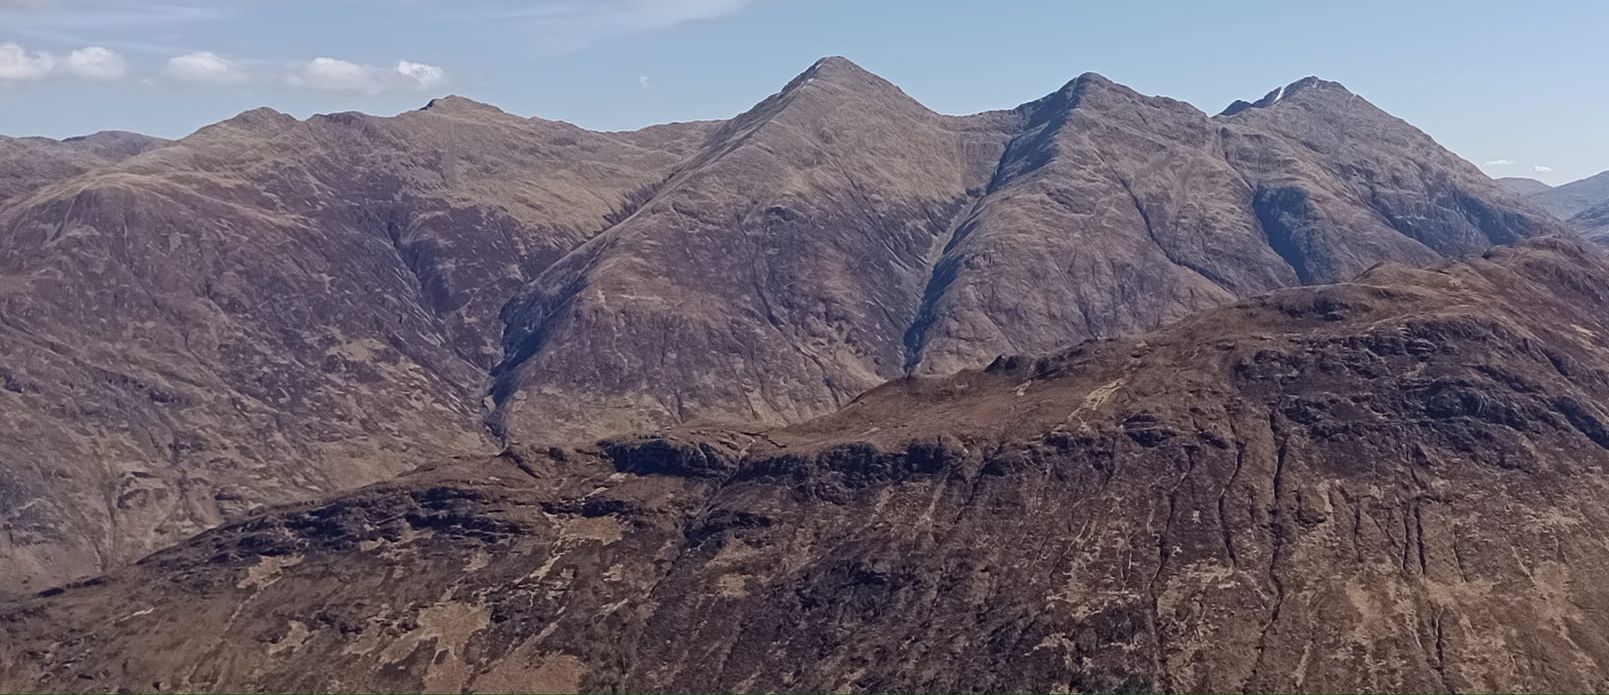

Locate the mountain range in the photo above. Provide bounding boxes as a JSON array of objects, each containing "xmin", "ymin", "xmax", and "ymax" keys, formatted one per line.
[
  {"xmin": 0, "ymin": 58, "xmax": 1562, "ymax": 595},
  {"xmin": 0, "ymin": 55, "xmax": 1599, "ymax": 692}
]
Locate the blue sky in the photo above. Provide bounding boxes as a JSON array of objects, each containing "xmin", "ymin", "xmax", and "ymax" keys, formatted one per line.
[{"xmin": 0, "ymin": 0, "xmax": 1603, "ymax": 184}]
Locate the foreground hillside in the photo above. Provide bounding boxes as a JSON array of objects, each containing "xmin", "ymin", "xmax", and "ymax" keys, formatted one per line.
[
  {"xmin": 0, "ymin": 58, "xmax": 1562, "ymax": 592},
  {"xmin": 6, "ymin": 237, "xmax": 1609, "ymax": 692}
]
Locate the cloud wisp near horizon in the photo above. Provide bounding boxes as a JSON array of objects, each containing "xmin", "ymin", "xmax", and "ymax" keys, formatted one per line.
[{"xmin": 0, "ymin": 1, "xmax": 753, "ymax": 93}]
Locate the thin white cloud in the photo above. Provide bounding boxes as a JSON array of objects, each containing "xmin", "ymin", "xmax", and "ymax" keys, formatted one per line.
[
  {"xmin": 639, "ymin": 74, "xmax": 650, "ymax": 90},
  {"xmin": 395, "ymin": 60, "xmax": 446, "ymax": 90},
  {"xmin": 289, "ymin": 56, "xmax": 377, "ymax": 93},
  {"xmin": 1534, "ymin": 165, "xmax": 1554, "ymax": 173},
  {"xmin": 0, "ymin": 41, "xmax": 55, "ymax": 80},
  {"xmin": 0, "ymin": 0, "xmax": 223, "ymax": 28},
  {"xmin": 0, "ymin": 1, "xmax": 227, "ymax": 55},
  {"xmin": 287, "ymin": 57, "xmax": 447, "ymax": 94},
  {"xmin": 64, "ymin": 45, "xmax": 125, "ymax": 79},
  {"xmin": 487, "ymin": 0, "xmax": 755, "ymax": 52},
  {"xmin": 164, "ymin": 51, "xmax": 246, "ymax": 85},
  {"xmin": 1484, "ymin": 159, "xmax": 1516, "ymax": 167}
]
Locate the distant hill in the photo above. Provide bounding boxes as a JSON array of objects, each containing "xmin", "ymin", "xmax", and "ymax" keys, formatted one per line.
[
  {"xmin": 1497, "ymin": 176, "xmax": 1552, "ymax": 196},
  {"xmin": 1530, "ymin": 170, "xmax": 1609, "ymax": 219}
]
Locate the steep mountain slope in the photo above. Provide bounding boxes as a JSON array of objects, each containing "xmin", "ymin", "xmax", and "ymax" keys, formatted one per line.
[
  {"xmin": 1530, "ymin": 169, "xmax": 1609, "ymax": 219},
  {"xmin": 1572, "ymin": 200, "xmax": 1609, "ymax": 241},
  {"xmin": 1216, "ymin": 78, "xmax": 1545, "ymax": 278},
  {"xmin": 0, "ymin": 131, "xmax": 169, "ymax": 207},
  {"xmin": 491, "ymin": 57, "xmax": 1017, "ymax": 441},
  {"xmin": 0, "ymin": 58, "xmax": 1564, "ymax": 594},
  {"xmin": 10, "ymin": 237, "xmax": 1609, "ymax": 692},
  {"xmin": 0, "ymin": 101, "xmax": 710, "ymax": 592},
  {"xmin": 492, "ymin": 66, "xmax": 1562, "ymax": 442},
  {"xmin": 1497, "ymin": 177, "xmax": 1551, "ymax": 196}
]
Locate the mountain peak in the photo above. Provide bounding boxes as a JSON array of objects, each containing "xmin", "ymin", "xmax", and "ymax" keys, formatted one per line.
[
  {"xmin": 775, "ymin": 55, "xmax": 897, "ymax": 97},
  {"xmin": 717, "ymin": 55, "xmax": 925, "ymax": 132},
  {"xmin": 57, "ymin": 130, "xmax": 169, "ymax": 159},
  {"xmin": 420, "ymin": 95, "xmax": 508, "ymax": 117},
  {"xmin": 802, "ymin": 55, "xmax": 872, "ymax": 79},
  {"xmin": 1070, "ymin": 71, "xmax": 1116, "ymax": 88},
  {"xmin": 1012, "ymin": 70, "xmax": 1148, "ymax": 123},
  {"xmin": 222, "ymin": 106, "xmax": 297, "ymax": 129},
  {"xmin": 1058, "ymin": 71, "xmax": 1150, "ymax": 102},
  {"xmin": 1218, "ymin": 75, "xmax": 1356, "ymax": 116},
  {"xmin": 187, "ymin": 106, "xmax": 297, "ymax": 140}
]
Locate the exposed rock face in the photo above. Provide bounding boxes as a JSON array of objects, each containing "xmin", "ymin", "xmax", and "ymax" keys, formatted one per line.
[
  {"xmin": 0, "ymin": 57, "xmax": 1563, "ymax": 593},
  {"xmin": 8, "ymin": 238, "xmax": 1609, "ymax": 692}
]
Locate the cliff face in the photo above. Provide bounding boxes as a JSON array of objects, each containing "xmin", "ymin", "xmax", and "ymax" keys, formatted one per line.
[
  {"xmin": 0, "ymin": 57, "xmax": 1563, "ymax": 593},
  {"xmin": 7, "ymin": 238, "xmax": 1609, "ymax": 693}
]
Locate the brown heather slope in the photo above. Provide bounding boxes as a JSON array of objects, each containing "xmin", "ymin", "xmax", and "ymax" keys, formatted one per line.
[
  {"xmin": 492, "ymin": 62, "xmax": 1561, "ymax": 443},
  {"xmin": 0, "ymin": 131, "xmax": 169, "ymax": 207},
  {"xmin": 0, "ymin": 100, "xmax": 712, "ymax": 592},
  {"xmin": 0, "ymin": 57, "xmax": 1562, "ymax": 593},
  {"xmin": 8, "ymin": 237, "xmax": 1609, "ymax": 692}
]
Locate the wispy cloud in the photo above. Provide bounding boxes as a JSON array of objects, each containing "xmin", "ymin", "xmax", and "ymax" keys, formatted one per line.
[
  {"xmin": 286, "ymin": 57, "xmax": 449, "ymax": 94},
  {"xmin": 0, "ymin": 40, "xmax": 131, "ymax": 81},
  {"xmin": 0, "ymin": 0, "xmax": 224, "ymax": 28},
  {"xmin": 0, "ymin": 0, "xmax": 225, "ymax": 54},
  {"xmin": 0, "ymin": 41, "xmax": 55, "ymax": 80},
  {"xmin": 395, "ymin": 60, "xmax": 446, "ymax": 90},
  {"xmin": 1485, "ymin": 158, "xmax": 1517, "ymax": 166},
  {"xmin": 164, "ymin": 51, "xmax": 247, "ymax": 85},
  {"xmin": 288, "ymin": 57, "xmax": 376, "ymax": 93},
  {"xmin": 482, "ymin": 0, "xmax": 756, "ymax": 52},
  {"xmin": 1534, "ymin": 165, "xmax": 1554, "ymax": 173},
  {"xmin": 64, "ymin": 45, "xmax": 126, "ymax": 79}
]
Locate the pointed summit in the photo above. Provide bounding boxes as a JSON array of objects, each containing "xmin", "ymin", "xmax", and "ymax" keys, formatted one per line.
[
  {"xmin": 712, "ymin": 55, "xmax": 934, "ymax": 140},
  {"xmin": 1057, "ymin": 71, "xmax": 1140, "ymax": 103},
  {"xmin": 1218, "ymin": 75, "xmax": 1357, "ymax": 116},
  {"xmin": 794, "ymin": 55, "xmax": 880, "ymax": 83},
  {"xmin": 1014, "ymin": 71, "xmax": 1196, "ymax": 128},
  {"xmin": 774, "ymin": 55, "xmax": 909, "ymax": 100}
]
